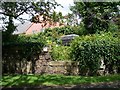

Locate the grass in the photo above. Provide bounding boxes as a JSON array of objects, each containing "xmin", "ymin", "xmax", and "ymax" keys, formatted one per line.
[{"xmin": 1, "ymin": 74, "xmax": 120, "ymax": 87}]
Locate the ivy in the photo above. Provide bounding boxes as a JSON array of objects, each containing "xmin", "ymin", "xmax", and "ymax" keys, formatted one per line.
[
  {"xmin": 70, "ymin": 32, "xmax": 120, "ymax": 75},
  {"xmin": 2, "ymin": 33, "xmax": 45, "ymax": 74}
]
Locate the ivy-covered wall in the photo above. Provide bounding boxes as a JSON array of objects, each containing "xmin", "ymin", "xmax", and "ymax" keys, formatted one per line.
[
  {"xmin": 70, "ymin": 32, "xmax": 120, "ymax": 76},
  {"xmin": 2, "ymin": 34, "xmax": 45, "ymax": 74}
]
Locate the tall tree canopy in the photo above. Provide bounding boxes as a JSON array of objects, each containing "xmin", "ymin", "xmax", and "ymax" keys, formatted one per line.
[
  {"xmin": 70, "ymin": 1, "xmax": 120, "ymax": 34},
  {"xmin": 0, "ymin": 0, "xmax": 61, "ymax": 37}
]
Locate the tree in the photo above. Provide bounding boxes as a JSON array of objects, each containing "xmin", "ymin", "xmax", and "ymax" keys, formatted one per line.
[
  {"xmin": 64, "ymin": 13, "xmax": 80, "ymax": 26},
  {"xmin": 70, "ymin": 1, "xmax": 120, "ymax": 34},
  {"xmin": 0, "ymin": 0, "xmax": 61, "ymax": 40},
  {"xmin": 49, "ymin": 11, "xmax": 64, "ymax": 25},
  {"xmin": 64, "ymin": 13, "xmax": 73, "ymax": 26}
]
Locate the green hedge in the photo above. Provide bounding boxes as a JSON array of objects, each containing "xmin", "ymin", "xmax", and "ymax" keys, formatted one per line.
[
  {"xmin": 70, "ymin": 32, "xmax": 120, "ymax": 75},
  {"xmin": 43, "ymin": 25, "xmax": 87, "ymax": 42},
  {"xmin": 2, "ymin": 33, "xmax": 45, "ymax": 74},
  {"xmin": 3, "ymin": 33, "xmax": 45, "ymax": 59}
]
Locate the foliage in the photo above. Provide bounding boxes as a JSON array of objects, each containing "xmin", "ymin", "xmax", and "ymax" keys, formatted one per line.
[
  {"xmin": 108, "ymin": 22, "xmax": 119, "ymax": 32},
  {"xmin": 43, "ymin": 25, "xmax": 87, "ymax": 42},
  {"xmin": 1, "ymin": 74, "xmax": 120, "ymax": 87},
  {"xmin": 64, "ymin": 13, "xmax": 79, "ymax": 26},
  {"xmin": 113, "ymin": 15, "xmax": 120, "ymax": 29},
  {"xmin": 73, "ymin": 23, "xmax": 87, "ymax": 35},
  {"xmin": 3, "ymin": 33, "xmax": 46, "ymax": 56},
  {"xmin": 70, "ymin": 32, "xmax": 120, "ymax": 75},
  {"xmin": 3, "ymin": 32, "xmax": 45, "ymax": 44},
  {"xmin": 50, "ymin": 45, "xmax": 71, "ymax": 61},
  {"xmin": 17, "ymin": 33, "xmax": 45, "ymax": 43},
  {"xmin": 2, "ymin": 33, "xmax": 45, "ymax": 74},
  {"xmin": 50, "ymin": 11, "xmax": 64, "ymax": 23},
  {"xmin": 70, "ymin": 2, "xmax": 120, "ymax": 34},
  {"xmin": 0, "ymin": 0, "xmax": 61, "ymax": 38}
]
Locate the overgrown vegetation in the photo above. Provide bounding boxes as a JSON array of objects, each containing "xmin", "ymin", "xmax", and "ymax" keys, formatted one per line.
[
  {"xmin": 43, "ymin": 24, "xmax": 87, "ymax": 42},
  {"xmin": 1, "ymin": 1, "xmax": 120, "ymax": 77},
  {"xmin": 0, "ymin": 1, "xmax": 62, "ymax": 37},
  {"xmin": 1, "ymin": 74, "xmax": 120, "ymax": 87},
  {"xmin": 2, "ymin": 23, "xmax": 120, "ymax": 75},
  {"xmin": 50, "ymin": 45, "xmax": 71, "ymax": 61},
  {"xmin": 70, "ymin": 2, "xmax": 120, "ymax": 34},
  {"xmin": 70, "ymin": 31, "xmax": 120, "ymax": 75},
  {"xmin": 2, "ymin": 33, "xmax": 45, "ymax": 74},
  {"xmin": 43, "ymin": 25, "xmax": 87, "ymax": 61}
]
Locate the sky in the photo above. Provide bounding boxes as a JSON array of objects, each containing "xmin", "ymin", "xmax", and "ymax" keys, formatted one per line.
[
  {"xmin": 0, "ymin": 0, "xmax": 74, "ymax": 28},
  {"xmin": 13, "ymin": 0, "xmax": 74, "ymax": 24},
  {"xmin": 55, "ymin": 0, "xmax": 74, "ymax": 15}
]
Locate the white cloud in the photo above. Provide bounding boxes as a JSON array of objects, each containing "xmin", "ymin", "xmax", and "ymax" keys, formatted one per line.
[{"xmin": 55, "ymin": 0, "xmax": 74, "ymax": 15}]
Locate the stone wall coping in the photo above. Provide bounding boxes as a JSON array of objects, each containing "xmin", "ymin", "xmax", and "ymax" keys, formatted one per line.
[{"xmin": 48, "ymin": 61, "xmax": 79, "ymax": 66}]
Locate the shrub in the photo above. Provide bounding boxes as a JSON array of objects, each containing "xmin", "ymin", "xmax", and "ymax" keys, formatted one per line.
[
  {"xmin": 2, "ymin": 33, "xmax": 45, "ymax": 74},
  {"xmin": 106, "ymin": 22, "xmax": 119, "ymax": 33},
  {"xmin": 43, "ymin": 25, "xmax": 87, "ymax": 38},
  {"xmin": 42, "ymin": 25, "xmax": 88, "ymax": 45},
  {"xmin": 50, "ymin": 45, "xmax": 71, "ymax": 61},
  {"xmin": 73, "ymin": 23, "xmax": 88, "ymax": 36},
  {"xmin": 70, "ymin": 32, "xmax": 120, "ymax": 75}
]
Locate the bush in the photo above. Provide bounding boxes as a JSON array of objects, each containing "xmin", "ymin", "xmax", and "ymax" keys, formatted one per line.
[
  {"xmin": 107, "ymin": 23, "xmax": 119, "ymax": 32},
  {"xmin": 70, "ymin": 32, "xmax": 120, "ymax": 75},
  {"xmin": 43, "ymin": 25, "xmax": 87, "ymax": 38},
  {"xmin": 2, "ymin": 33, "xmax": 45, "ymax": 74},
  {"xmin": 73, "ymin": 23, "xmax": 88, "ymax": 36},
  {"xmin": 50, "ymin": 45, "xmax": 71, "ymax": 61}
]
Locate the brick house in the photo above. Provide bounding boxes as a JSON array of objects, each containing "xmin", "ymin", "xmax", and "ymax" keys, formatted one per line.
[{"xmin": 14, "ymin": 15, "xmax": 65, "ymax": 35}]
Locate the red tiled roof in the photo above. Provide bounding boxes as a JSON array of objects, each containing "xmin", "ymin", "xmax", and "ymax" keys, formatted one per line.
[{"xmin": 25, "ymin": 21, "xmax": 65, "ymax": 35}]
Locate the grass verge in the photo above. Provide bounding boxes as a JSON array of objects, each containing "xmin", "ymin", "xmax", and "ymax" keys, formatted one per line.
[{"xmin": 1, "ymin": 74, "xmax": 120, "ymax": 87}]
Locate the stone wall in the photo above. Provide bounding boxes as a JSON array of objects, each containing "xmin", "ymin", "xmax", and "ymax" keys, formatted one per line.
[
  {"xmin": 25, "ymin": 52, "xmax": 79, "ymax": 75},
  {"xmin": 35, "ymin": 60, "xmax": 79, "ymax": 75},
  {"xmin": 2, "ymin": 51, "xmax": 80, "ymax": 75},
  {"xmin": 3, "ymin": 46, "xmax": 116, "ymax": 75},
  {"xmin": 3, "ymin": 50, "xmax": 106, "ymax": 75}
]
